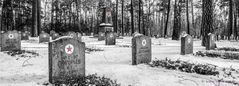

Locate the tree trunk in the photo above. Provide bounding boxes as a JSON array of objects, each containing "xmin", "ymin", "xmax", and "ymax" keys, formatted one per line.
[
  {"xmin": 228, "ymin": 0, "xmax": 233, "ymax": 40},
  {"xmin": 164, "ymin": 0, "xmax": 171, "ymax": 38},
  {"xmin": 201, "ymin": 0, "xmax": 213, "ymax": 46},
  {"xmin": 121, "ymin": 0, "xmax": 124, "ymax": 36},
  {"xmin": 138, "ymin": 0, "xmax": 141, "ymax": 33},
  {"xmin": 37, "ymin": 0, "xmax": 41, "ymax": 35},
  {"xmin": 115, "ymin": 0, "xmax": 118, "ymax": 33},
  {"xmin": 131, "ymin": 0, "xmax": 134, "ymax": 34},
  {"xmin": 172, "ymin": 0, "xmax": 181, "ymax": 40},
  {"xmin": 186, "ymin": 0, "xmax": 190, "ymax": 35},
  {"xmin": 32, "ymin": 0, "xmax": 38, "ymax": 37}
]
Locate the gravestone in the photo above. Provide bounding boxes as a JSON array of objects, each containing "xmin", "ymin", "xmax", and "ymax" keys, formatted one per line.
[
  {"xmin": 1, "ymin": 31, "xmax": 21, "ymax": 51},
  {"xmin": 105, "ymin": 32, "xmax": 116, "ymax": 45},
  {"xmin": 66, "ymin": 32, "xmax": 82, "ymax": 42},
  {"xmin": 49, "ymin": 37, "xmax": 85, "ymax": 84},
  {"xmin": 66, "ymin": 31, "xmax": 77, "ymax": 38},
  {"xmin": 98, "ymin": 32, "xmax": 105, "ymax": 41},
  {"xmin": 52, "ymin": 33, "xmax": 60, "ymax": 40},
  {"xmin": 206, "ymin": 33, "xmax": 216, "ymax": 50},
  {"xmin": 21, "ymin": 31, "xmax": 29, "ymax": 40},
  {"xmin": 39, "ymin": 32, "xmax": 50, "ymax": 43},
  {"xmin": 0, "ymin": 31, "xmax": 4, "ymax": 47},
  {"xmin": 181, "ymin": 34, "xmax": 193, "ymax": 55},
  {"xmin": 132, "ymin": 35, "xmax": 151, "ymax": 65},
  {"xmin": 50, "ymin": 30, "xmax": 56, "ymax": 37},
  {"xmin": 76, "ymin": 32, "xmax": 82, "ymax": 42}
]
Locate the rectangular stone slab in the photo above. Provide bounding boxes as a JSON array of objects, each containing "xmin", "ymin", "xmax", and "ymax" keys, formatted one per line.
[
  {"xmin": 49, "ymin": 38, "xmax": 85, "ymax": 84},
  {"xmin": 98, "ymin": 32, "xmax": 105, "ymax": 41},
  {"xmin": 1, "ymin": 31, "xmax": 21, "ymax": 51},
  {"xmin": 132, "ymin": 35, "xmax": 151, "ymax": 65},
  {"xmin": 206, "ymin": 33, "xmax": 216, "ymax": 50},
  {"xmin": 105, "ymin": 32, "xmax": 116, "ymax": 45},
  {"xmin": 181, "ymin": 35, "xmax": 193, "ymax": 55}
]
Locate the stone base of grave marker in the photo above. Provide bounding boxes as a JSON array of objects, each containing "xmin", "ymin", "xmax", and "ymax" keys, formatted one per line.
[
  {"xmin": 105, "ymin": 32, "xmax": 116, "ymax": 45},
  {"xmin": 49, "ymin": 38, "xmax": 85, "ymax": 84},
  {"xmin": 181, "ymin": 34, "xmax": 193, "ymax": 55},
  {"xmin": 132, "ymin": 35, "xmax": 151, "ymax": 65}
]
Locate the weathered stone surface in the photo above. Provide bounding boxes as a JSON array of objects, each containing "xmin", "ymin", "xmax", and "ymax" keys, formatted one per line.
[
  {"xmin": 39, "ymin": 32, "xmax": 50, "ymax": 43},
  {"xmin": 105, "ymin": 32, "xmax": 116, "ymax": 45},
  {"xmin": 49, "ymin": 38, "xmax": 85, "ymax": 84},
  {"xmin": 181, "ymin": 34, "xmax": 193, "ymax": 55},
  {"xmin": 206, "ymin": 33, "xmax": 216, "ymax": 50},
  {"xmin": 98, "ymin": 32, "xmax": 105, "ymax": 41},
  {"xmin": 132, "ymin": 35, "xmax": 151, "ymax": 65},
  {"xmin": 1, "ymin": 31, "xmax": 21, "ymax": 51}
]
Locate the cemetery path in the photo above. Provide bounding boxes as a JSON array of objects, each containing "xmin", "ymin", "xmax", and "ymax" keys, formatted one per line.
[{"xmin": 0, "ymin": 36, "xmax": 238, "ymax": 86}]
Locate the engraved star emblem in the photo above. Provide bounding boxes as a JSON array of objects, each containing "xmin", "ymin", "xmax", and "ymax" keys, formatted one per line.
[{"xmin": 67, "ymin": 46, "xmax": 72, "ymax": 52}]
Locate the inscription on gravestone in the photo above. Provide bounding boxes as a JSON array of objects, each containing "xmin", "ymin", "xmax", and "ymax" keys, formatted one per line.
[
  {"xmin": 1, "ymin": 31, "xmax": 21, "ymax": 51},
  {"xmin": 181, "ymin": 34, "xmax": 193, "ymax": 55},
  {"xmin": 132, "ymin": 35, "xmax": 151, "ymax": 65},
  {"xmin": 206, "ymin": 33, "xmax": 216, "ymax": 50},
  {"xmin": 39, "ymin": 32, "xmax": 50, "ymax": 43},
  {"xmin": 98, "ymin": 32, "xmax": 105, "ymax": 41},
  {"xmin": 49, "ymin": 37, "xmax": 85, "ymax": 84},
  {"xmin": 105, "ymin": 32, "xmax": 116, "ymax": 45}
]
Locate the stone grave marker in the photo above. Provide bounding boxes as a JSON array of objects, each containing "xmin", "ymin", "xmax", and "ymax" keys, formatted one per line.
[
  {"xmin": 39, "ymin": 32, "xmax": 50, "ymax": 43},
  {"xmin": 98, "ymin": 32, "xmax": 105, "ymax": 41},
  {"xmin": 52, "ymin": 33, "xmax": 60, "ymax": 40},
  {"xmin": 76, "ymin": 32, "xmax": 82, "ymax": 42},
  {"xmin": 0, "ymin": 31, "xmax": 4, "ymax": 47},
  {"xmin": 49, "ymin": 37, "xmax": 85, "ymax": 84},
  {"xmin": 181, "ymin": 34, "xmax": 193, "ymax": 55},
  {"xmin": 50, "ymin": 30, "xmax": 56, "ymax": 36},
  {"xmin": 66, "ymin": 31, "xmax": 77, "ymax": 38},
  {"xmin": 132, "ymin": 35, "xmax": 151, "ymax": 65},
  {"xmin": 21, "ymin": 31, "xmax": 29, "ymax": 40},
  {"xmin": 1, "ymin": 31, "xmax": 21, "ymax": 51},
  {"xmin": 206, "ymin": 33, "xmax": 216, "ymax": 50},
  {"xmin": 105, "ymin": 32, "xmax": 116, "ymax": 45}
]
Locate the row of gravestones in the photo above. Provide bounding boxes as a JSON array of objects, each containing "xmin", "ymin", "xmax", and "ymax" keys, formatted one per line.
[
  {"xmin": 48, "ymin": 32, "xmax": 217, "ymax": 84},
  {"xmin": 39, "ymin": 31, "xmax": 82, "ymax": 43},
  {"xmin": 0, "ymin": 30, "xmax": 216, "ymax": 84},
  {"xmin": 0, "ymin": 30, "xmax": 84, "ymax": 51}
]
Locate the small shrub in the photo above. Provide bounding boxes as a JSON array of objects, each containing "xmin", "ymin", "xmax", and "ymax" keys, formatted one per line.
[
  {"xmin": 85, "ymin": 47, "xmax": 104, "ymax": 53},
  {"xmin": 150, "ymin": 58, "xmax": 219, "ymax": 75},
  {"xmin": 195, "ymin": 51, "xmax": 239, "ymax": 60},
  {"xmin": 5, "ymin": 50, "xmax": 39, "ymax": 58},
  {"xmin": 51, "ymin": 74, "xmax": 121, "ymax": 86},
  {"xmin": 217, "ymin": 47, "xmax": 239, "ymax": 52}
]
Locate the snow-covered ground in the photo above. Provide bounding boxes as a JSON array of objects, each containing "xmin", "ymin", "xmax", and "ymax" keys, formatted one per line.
[{"xmin": 0, "ymin": 36, "xmax": 239, "ymax": 86}]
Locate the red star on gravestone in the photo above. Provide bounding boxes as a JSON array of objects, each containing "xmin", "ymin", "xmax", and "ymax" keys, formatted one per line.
[
  {"xmin": 67, "ymin": 46, "xmax": 72, "ymax": 52},
  {"xmin": 65, "ymin": 44, "xmax": 74, "ymax": 54}
]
